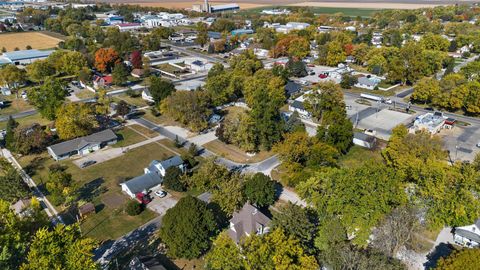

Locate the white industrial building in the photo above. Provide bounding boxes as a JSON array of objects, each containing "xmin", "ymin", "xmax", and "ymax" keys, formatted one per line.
[{"xmin": 409, "ymin": 112, "xmax": 447, "ymax": 134}]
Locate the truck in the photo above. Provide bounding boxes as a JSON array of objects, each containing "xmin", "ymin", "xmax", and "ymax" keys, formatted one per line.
[{"xmin": 360, "ymin": 93, "xmax": 392, "ymax": 104}]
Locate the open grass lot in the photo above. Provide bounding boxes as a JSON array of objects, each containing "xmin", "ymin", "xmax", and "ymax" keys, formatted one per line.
[
  {"xmin": 0, "ymin": 96, "xmax": 34, "ymax": 115},
  {"xmin": 75, "ymin": 89, "xmax": 96, "ymax": 99},
  {"xmin": 203, "ymin": 139, "xmax": 274, "ymax": 163},
  {"xmin": 0, "ymin": 32, "xmax": 63, "ymax": 52},
  {"xmin": 15, "ymin": 141, "xmax": 188, "ymax": 241},
  {"xmin": 338, "ymin": 145, "xmax": 384, "ymax": 168},
  {"xmin": 0, "ymin": 112, "xmax": 50, "ymax": 130},
  {"xmin": 113, "ymin": 94, "xmax": 149, "ymax": 108},
  {"xmin": 128, "ymin": 123, "xmax": 159, "ymax": 138}
]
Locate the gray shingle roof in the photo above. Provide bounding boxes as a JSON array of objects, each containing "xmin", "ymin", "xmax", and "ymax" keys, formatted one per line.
[
  {"xmin": 158, "ymin": 156, "xmax": 183, "ymax": 170},
  {"xmin": 357, "ymin": 77, "xmax": 377, "ymax": 87},
  {"xmin": 48, "ymin": 129, "xmax": 117, "ymax": 157},
  {"xmin": 354, "ymin": 132, "xmax": 376, "ymax": 143},
  {"xmin": 455, "ymin": 228, "xmax": 480, "ymax": 243},
  {"xmin": 228, "ymin": 203, "xmax": 271, "ymax": 243},
  {"xmin": 290, "ymin": 100, "xmax": 305, "ymax": 110},
  {"xmin": 122, "ymin": 173, "xmax": 162, "ymax": 195}
]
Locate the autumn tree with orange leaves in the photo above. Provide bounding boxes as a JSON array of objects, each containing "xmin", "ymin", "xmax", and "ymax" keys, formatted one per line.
[{"xmin": 94, "ymin": 48, "xmax": 120, "ymax": 73}]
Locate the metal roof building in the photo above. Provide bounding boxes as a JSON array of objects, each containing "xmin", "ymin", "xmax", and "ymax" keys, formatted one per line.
[
  {"xmin": 1, "ymin": 49, "xmax": 55, "ymax": 65},
  {"xmin": 210, "ymin": 3, "xmax": 240, "ymax": 13}
]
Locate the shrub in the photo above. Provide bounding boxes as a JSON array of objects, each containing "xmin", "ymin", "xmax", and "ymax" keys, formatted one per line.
[
  {"xmin": 163, "ymin": 167, "xmax": 185, "ymax": 192},
  {"xmin": 125, "ymin": 200, "xmax": 143, "ymax": 216}
]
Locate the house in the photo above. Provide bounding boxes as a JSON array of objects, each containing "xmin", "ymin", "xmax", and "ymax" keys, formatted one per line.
[
  {"xmin": 346, "ymin": 55, "xmax": 355, "ymax": 63},
  {"xmin": 142, "ymin": 89, "xmax": 154, "ymax": 103},
  {"xmin": 184, "ymin": 58, "xmax": 213, "ymax": 73},
  {"xmin": 93, "ymin": 75, "xmax": 113, "ymax": 89},
  {"xmin": 1, "ymin": 87, "xmax": 11, "ymax": 95},
  {"xmin": 453, "ymin": 218, "xmax": 480, "ymax": 248},
  {"xmin": 10, "ymin": 198, "xmax": 31, "ymax": 217},
  {"xmin": 208, "ymin": 31, "xmax": 222, "ymax": 41},
  {"xmin": 120, "ymin": 156, "xmax": 185, "ymax": 198},
  {"xmin": 353, "ymin": 132, "xmax": 377, "ymax": 149},
  {"xmin": 285, "ymin": 81, "xmax": 302, "ymax": 97},
  {"xmin": 354, "ymin": 76, "xmax": 381, "ymax": 90},
  {"xmin": 227, "ymin": 203, "xmax": 271, "ymax": 243},
  {"xmin": 0, "ymin": 49, "xmax": 54, "ymax": 65},
  {"xmin": 289, "ymin": 100, "xmax": 310, "ymax": 118},
  {"xmin": 131, "ymin": 68, "xmax": 145, "ymax": 78},
  {"xmin": 144, "ymin": 156, "xmax": 185, "ymax": 177},
  {"xmin": 409, "ymin": 112, "xmax": 447, "ymax": 134},
  {"xmin": 120, "ymin": 173, "xmax": 162, "ymax": 198},
  {"xmin": 231, "ymin": 29, "xmax": 254, "ymax": 36},
  {"xmin": 78, "ymin": 202, "xmax": 96, "ymax": 218},
  {"xmin": 253, "ymin": 48, "xmax": 269, "ymax": 59},
  {"xmin": 47, "ymin": 129, "xmax": 118, "ymax": 160},
  {"xmin": 129, "ymin": 256, "xmax": 167, "ymax": 270}
]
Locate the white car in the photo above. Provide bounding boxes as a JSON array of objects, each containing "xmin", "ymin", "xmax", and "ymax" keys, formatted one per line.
[
  {"xmin": 154, "ymin": 190, "xmax": 167, "ymax": 198},
  {"xmin": 476, "ymin": 142, "xmax": 480, "ymax": 148}
]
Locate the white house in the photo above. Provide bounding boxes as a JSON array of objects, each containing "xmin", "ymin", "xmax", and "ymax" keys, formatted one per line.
[
  {"xmin": 453, "ymin": 219, "xmax": 480, "ymax": 248},
  {"xmin": 354, "ymin": 76, "xmax": 381, "ymax": 90},
  {"xmin": 289, "ymin": 100, "xmax": 311, "ymax": 118},
  {"xmin": 184, "ymin": 58, "xmax": 213, "ymax": 73},
  {"xmin": 142, "ymin": 89, "xmax": 154, "ymax": 103},
  {"xmin": 120, "ymin": 156, "xmax": 185, "ymax": 198},
  {"xmin": 353, "ymin": 132, "xmax": 377, "ymax": 149}
]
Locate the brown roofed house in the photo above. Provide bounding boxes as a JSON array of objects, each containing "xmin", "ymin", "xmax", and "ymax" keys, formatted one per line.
[{"xmin": 227, "ymin": 203, "xmax": 271, "ymax": 243}]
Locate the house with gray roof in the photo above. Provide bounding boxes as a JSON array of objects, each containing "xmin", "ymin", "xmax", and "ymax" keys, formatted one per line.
[
  {"xmin": 144, "ymin": 156, "xmax": 185, "ymax": 177},
  {"xmin": 353, "ymin": 132, "xmax": 377, "ymax": 149},
  {"xmin": 227, "ymin": 203, "xmax": 271, "ymax": 243},
  {"xmin": 47, "ymin": 129, "xmax": 118, "ymax": 160},
  {"xmin": 120, "ymin": 173, "xmax": 162, "ymax": 198},
  {"xmin": 288, "ymin": 100, "xmax": 310, "ymax": 118},
  {"xmin": 354, "ymin": 76, "xmax": 381, "ymax": 90},
  {"xmin": 120, "ymin": 156, "xmax": 185, "ymax": 198},
  {"xmin": 454, "ymin": 218, "xmax": 480, "ymax": 248}
]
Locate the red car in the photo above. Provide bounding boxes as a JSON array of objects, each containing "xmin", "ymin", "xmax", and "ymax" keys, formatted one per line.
[
  {"xmin": 318, "ymin": 73, "xmax": 328, "ymax": 79},
  {"xmin": 135, "ymin": 192, "xmax": 152, "ymax": 205}
]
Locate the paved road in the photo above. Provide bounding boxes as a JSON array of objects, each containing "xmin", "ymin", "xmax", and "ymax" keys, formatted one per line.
[{"xmin": 0, "ymin": 109, "xmax": 37, "ymax": 122}]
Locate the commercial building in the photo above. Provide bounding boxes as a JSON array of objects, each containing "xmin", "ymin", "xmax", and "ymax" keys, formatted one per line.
[
  {"xmin": 409, "ymin": 112, "xmax": 447, "ymax": 134},
  {"xmin": 116, "ymin": 22, "xmax": 142, "ymax": 32},
  {"xmin": 210, "ymin": 3, "xmax": 240, "ymax": 13},
  {"xmin": 0, "ymin": 49, "xmax": 55, "ymax": 65}
]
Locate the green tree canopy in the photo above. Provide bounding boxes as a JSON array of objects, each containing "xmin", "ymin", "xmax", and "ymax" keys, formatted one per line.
[
  {"xmin": 244, "ymin": 173, "xmax": 276, "ymax": 208},
  {"xmin": 28, "ymin": 78, "xmax": 66, "ymax": 120}
]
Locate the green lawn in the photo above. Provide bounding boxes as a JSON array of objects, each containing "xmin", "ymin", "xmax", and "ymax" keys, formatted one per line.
[
  {"xmin": 0, "ymin": 112, "xmax": 51, "ymax": 130},
  {"xmin": 339, "ymin": 145, "xmax": 384, "ymax": 168},
  {"xmin": 16, "ymin": 141, "xmax": 186, "ymax": 241},
  {"xmin": 113, "ymin": 94, "xmax": 149, "ymax": 108},
  {"xmin": 75, "ymin": 89, "xmax": 96, "ymax": 100},
  {"xmin": 113, "ymin": 126, "xmax": 148, "ymax": 148}
]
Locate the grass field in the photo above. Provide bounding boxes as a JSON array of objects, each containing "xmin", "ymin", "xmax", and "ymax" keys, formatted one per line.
[
  {"xmin": 204, "ymin": 139, "xmax": 274, "ymax": 163},
  {"xmin": 0, "ymin": 96, "xmax": 34, "ymax": 116},
  {"xmin": 0, "ymin": 112, "xmax": 50, "ymax": 130},
  {"xmin": 0, "ymin": 32, "xmax": 62, "ymax": 52}
]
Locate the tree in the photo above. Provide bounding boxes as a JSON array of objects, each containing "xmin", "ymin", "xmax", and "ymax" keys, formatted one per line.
[
  {"xmin": 56, "ymin": 103, "xmax": 98, "ymax": 140},
  {"xmin": 115, "ymin": 100, "xmax": 130, "ymax": 118},
  {"xmin": 21, "ymin": 225, "xmax": 98, "ymax": 270},
  {"xmin": 412, "ymin": 77, "xmax": 441, "ymax": 104},
  {"xmin": 112, "ymin": 63, "xmax": 129, "ymax": 86},
  {"xmin": 187, "ymin": 157, "xmax": 230, "ymax": 191},
  {"xmin": 45, "ymin": 169, "xmax": 76, "ymax": 206},
  {"xmin": 125, "ymin": 200, "xmax": 143, "ymax": 216},
  {"xmin": 271, "ymin": 203, "xmax": 317, "ymax": 252},
  {"xmin": 316, "ymin": 110, "xmax": 353, "ymax": 154},
  {"xmin": 159, "ymin": 196, "xmax": 217, "ymax": 259},
  {"xmin": 287, "ymin": 58, "xmax": 307, "ymax": 77},
  {"xmin": 142, "ymin": 27, "xmax": 174, "ymax": 51},
  {"xmin": 196, "ymin": 22, "xmax": 209, "ymax": 47},
  {"xmin": 244, "ymin": 173, "xmax": 276, "ymax": 208},
  {"xmin": 0, "ymin": 64, "xmax": 25, "ymax": 97},
  {"xmin": 420, "ymin": 33, "xmax": 450, "ymax": 52},
  {"xmin": 160, "ymin": 91, "xmax": 211, "ymax": 132},
  {"xmin": 297, "ymin": 163, "xmax": 406, "ymax": 246},
  {"xmin": 204, "ymin": 71, "xmax": 233, "ymax": 106},
  {"xmin": 205, "ymin": 233, "xmax": 243, "ymax": 270},
  {"xmin": 287, "ymin": 37, "xmax": 310, "ymax": 59},
  {"xmin": 26, "ymin": 60, "xmax": 55, "ymax": 83},
  {"xmin": 435, "ymin": 248, "xmax": 480, "ymax": 270},
  {"xmin": 28, "ymin": 78, "xmax": 66, "ymax": 120},
  {"xmin": 340, "ymin": 73, "xmax": 358, "ymax": 89},
  {"xmin": 371, "ymin": 206, "xmax": 419, "ymax": 257},
  {"xmin": 12, "ymin": 124, "xmax": 49, "ymax": 155},
  {"xmin": 4, "ymin": 116, "xmax": 18, "ymax": 151},
  {"xmin": 212, "ymin": 173, "xmax": 246, "ymax": 215},
  {"xmin": 163, "ymin": 166, "xmax": 185, "ymax": 192},
  {"xmin": 149, "ymin": 76, "xmax": 175, "ymax": 105},
  {"xmin": 94, "ymin": 47, "xmax": 120, "ymax": 73},
  {"xmin": 326, "ymin": 41, "xmax": 346, "ymax": 66},
  {"xmin": 242, "ymin": 229, "xmax": 319, "ymax": 270},
  {"xmin": 48, "ymin": 50, "xmax": 87, "ymax": 76},
  {"xmin": 130, "ymin": 50, "xmax": 142, "ymax": 69},
  {"xmin": 0, "ymin": 158, "xmax": 29, "ymax": 203}
]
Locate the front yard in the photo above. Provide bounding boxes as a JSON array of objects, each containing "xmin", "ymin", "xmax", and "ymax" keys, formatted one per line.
[
  {"xmin": 17, "ymin": 141, "xmax": 184, "ymax": 241},
  {"xmin": 0, "ymin": 95, "xmax": 34, "ymax": 115},
  {"xmin": 203, "ymin": 139, "xmax": 274, "ymax": 164}
]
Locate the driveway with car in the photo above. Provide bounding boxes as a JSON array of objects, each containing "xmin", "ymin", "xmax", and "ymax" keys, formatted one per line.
[{"xmin": 146, "ymin": 190, "xmax": 178, "ymax": 215}]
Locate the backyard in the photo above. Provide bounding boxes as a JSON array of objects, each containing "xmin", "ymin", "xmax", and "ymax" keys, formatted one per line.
[{"xmin": 16, "ymin": 141, "xmax": 183, "ymax": 241}]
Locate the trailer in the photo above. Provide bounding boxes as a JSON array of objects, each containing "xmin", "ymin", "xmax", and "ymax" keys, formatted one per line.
[{"xmin": 360, "ymin": 93, "xmax": 392, "ymax": 104}]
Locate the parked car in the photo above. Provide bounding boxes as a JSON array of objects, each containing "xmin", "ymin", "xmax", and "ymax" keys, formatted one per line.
[
  {"xmin": 318, "ymin": 73, "xmax": 328, "ymax": 79},
  {"xmin": 136, "ymin": 192, "xmax": 152, "ymax": 204},
  {"xmin": 80, "ymin": 160, "xmax": 96, "ymax": 168},
  {"xmin": 477, "ymin": 142, "xmax": 480, "ymax": 148},
  {"xmin": 154, "ymin": 190, "xmax": 167, "ymax": 198}
]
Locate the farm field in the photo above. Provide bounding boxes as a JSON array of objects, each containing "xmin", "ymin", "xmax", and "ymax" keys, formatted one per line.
[
  {"xmin": 240, "ymin": 5, "xmax": 382, "ymax": 16},
  {"xmin": 0, "ymin": 32, "xmax": 63, "ymax": 52}
]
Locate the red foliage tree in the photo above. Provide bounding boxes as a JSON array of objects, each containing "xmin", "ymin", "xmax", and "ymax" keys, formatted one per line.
[{"xmin": 130, "ymin": 50, "xmax": 143, "ymax": 69}]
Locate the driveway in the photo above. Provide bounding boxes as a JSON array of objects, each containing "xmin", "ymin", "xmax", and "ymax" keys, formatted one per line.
[
  {"xmin": 146, "ymin": 188, "xmax": 178, "ymax": 215},
  {"xmin": 189, "ymin": 131, "xmax": 217, "ymax": 146}
]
